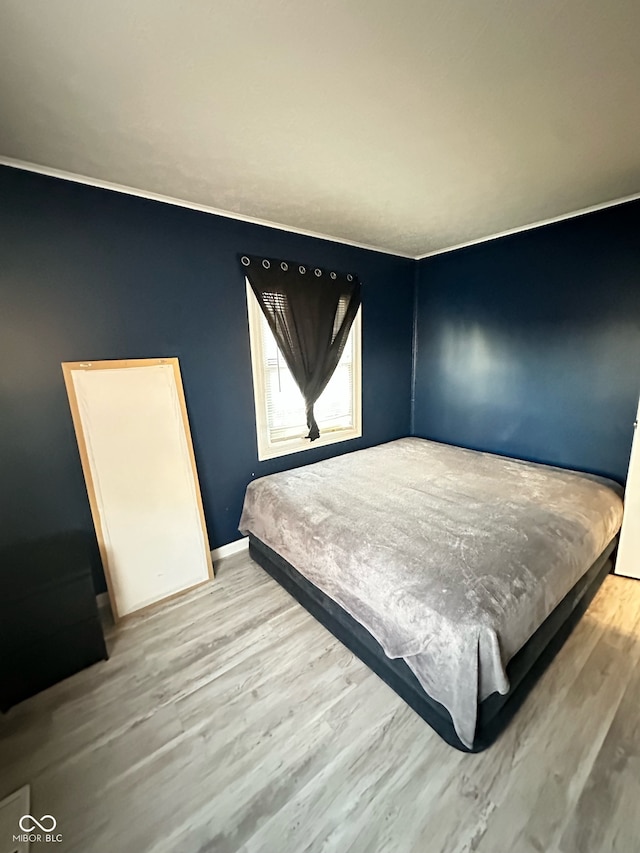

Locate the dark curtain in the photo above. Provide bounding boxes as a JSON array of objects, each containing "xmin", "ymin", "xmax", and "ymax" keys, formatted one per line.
[{"xmin": 241, "ymin": 255, "xmax": 361, "ymax": 441}]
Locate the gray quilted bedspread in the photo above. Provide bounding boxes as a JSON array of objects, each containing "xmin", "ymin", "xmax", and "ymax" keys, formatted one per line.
[{"xmin": 239, "ymin": 438, "xmax": 623, "ymax": 747}]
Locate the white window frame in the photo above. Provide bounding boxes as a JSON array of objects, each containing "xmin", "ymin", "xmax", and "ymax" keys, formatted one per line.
[{"xmin": 246, "ymin": 279, "xmax": 362, "ymax": 461}]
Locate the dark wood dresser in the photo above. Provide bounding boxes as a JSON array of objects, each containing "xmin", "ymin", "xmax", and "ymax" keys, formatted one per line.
[{"xmin": 0, "ymin": 533, "xmax": 108, "ymax": 712}]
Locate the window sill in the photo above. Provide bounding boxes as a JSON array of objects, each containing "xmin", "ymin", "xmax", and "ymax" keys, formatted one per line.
[{"xmin": 256, "ymin": 426, "xmax": 362, "ymax": 461}]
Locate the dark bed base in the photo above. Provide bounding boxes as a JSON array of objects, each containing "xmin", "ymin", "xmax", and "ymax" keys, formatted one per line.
[{"xmin": 248, "ymin": 535, "xmax": 617, "ymax": 752}]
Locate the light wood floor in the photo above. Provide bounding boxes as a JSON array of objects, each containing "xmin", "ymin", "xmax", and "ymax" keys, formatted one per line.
[{"xmin": 1, "ymin": 551, "xmax": 640, "ymax": 853}]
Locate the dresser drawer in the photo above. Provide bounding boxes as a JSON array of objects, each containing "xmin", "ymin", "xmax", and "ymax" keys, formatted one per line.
[
  {"xmin": 0, "ymin": 574, "xmax": 100, "ymax": 650},
  {"xmin": 1, "ymin": 617, "xmax": 108, "ymax": 711},
  {"xmin": 0, "ymin": 533, "xmax": 108, "ymax": 711}
]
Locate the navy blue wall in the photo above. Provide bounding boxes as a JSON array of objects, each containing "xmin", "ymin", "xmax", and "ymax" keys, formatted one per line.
[
  {"xmin": 414, "ymin": 199, "xmax": 640, "ymax": 484},
  {"xmin": 5, "ymin": 163, "xmax": 637, "ymax": 595},
  {"xmin": 0, "ymin": 166, "xmax": 414, "ymax": 591}
]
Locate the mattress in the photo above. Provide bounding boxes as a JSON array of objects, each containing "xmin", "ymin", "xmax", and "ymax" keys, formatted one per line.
[{"xmin": 239, "ymin": 438, "xmax": 623, "ymax": 747}]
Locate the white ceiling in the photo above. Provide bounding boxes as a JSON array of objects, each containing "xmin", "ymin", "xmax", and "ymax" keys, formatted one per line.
[{"xmin": 1, "ymin": 0, "xmax": 639, "ymax": 257}]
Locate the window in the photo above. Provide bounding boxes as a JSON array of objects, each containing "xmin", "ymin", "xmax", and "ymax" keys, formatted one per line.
[{"xmin": 246, "ymin": 280, "xmax": 362, "ymax": 460}]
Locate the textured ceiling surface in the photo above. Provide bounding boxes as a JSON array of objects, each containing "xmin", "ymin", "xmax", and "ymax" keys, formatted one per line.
[{"xmin": 1, "ymin": 0, "xmax": 639, "ymax": 256}]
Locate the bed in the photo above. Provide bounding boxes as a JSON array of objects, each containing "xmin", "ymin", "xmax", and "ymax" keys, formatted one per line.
[{"xmin": 239, "ymin": 438, "xmax": 623, "ymax": 751}]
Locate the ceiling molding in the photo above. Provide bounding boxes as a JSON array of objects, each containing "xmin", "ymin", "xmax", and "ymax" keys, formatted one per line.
[
  {"xmin": 2, "ymin": 156, "xmax": 638, "ymax": 263},
  {"xmin": 0, "ymin": 156, "xmax": 414, "ymax": 260},
  {"xmin": 414, "ymin": 191, "xmax": 640, "ymax": 261}
]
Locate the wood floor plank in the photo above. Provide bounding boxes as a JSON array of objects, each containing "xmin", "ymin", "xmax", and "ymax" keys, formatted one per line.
[
  {"xmin": 557, "ymin": 631, "xmax": 640, "ymax": 853},
  {"xmin": 236, "ymin": 699, "xmax": 454, "ymax": 853},
  {"xmin": 1, "ymin": 553, "xmax": 639, "ymax": 853}
]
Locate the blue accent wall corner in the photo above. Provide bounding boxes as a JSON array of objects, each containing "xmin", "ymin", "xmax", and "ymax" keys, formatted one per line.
[{"xmin": 413, "ymin": 199, "xmax": 640, "ymax": 484}]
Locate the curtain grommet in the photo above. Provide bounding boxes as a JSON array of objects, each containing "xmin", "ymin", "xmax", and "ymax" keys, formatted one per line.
[
  {"xmin": 281, "ymin": 262, "xmax": 288, "ymax": 271},
  {"xmin": 241, "ymin": 256, "xmax": 250, "ymax": 266},
  {"xmin": 314, "ymin": 268, "xmax": 322, "ymax": 277},
  {"xmin": 262, "ymin": 259, "xmax": 271, "ymax": 269},
  {"xmin": 299, "ymin": 265, "xmax": 306, "ymax": 274}
]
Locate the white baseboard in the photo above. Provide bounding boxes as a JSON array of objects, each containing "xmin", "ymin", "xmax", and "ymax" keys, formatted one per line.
[{"xmin": 211, "ymin": 537, "xmax": 249, "ymax": 561}]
